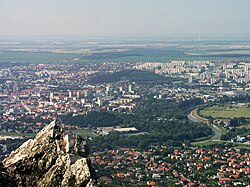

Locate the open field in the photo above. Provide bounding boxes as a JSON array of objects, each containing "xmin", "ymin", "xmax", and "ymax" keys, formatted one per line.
[
  {"xmin": 192, "ymin": 140, "xmax": 221, "ymax": 147},
  {"xmin": 71, "ymin": 129, "xmax": 98, "ymax": 138},
  {"xmin": 199, "ymin": 106, "xmax": 250, "ymax": 119},
  {"xmin": 192, "ymin": 140, "xmax": 250, "ymax": 150},
  {"xmin": 206, "ymin": 50, "xmax": 250, "ymax": 55},
  {"xmin": 188, "ymin": 50, "xmax": 250, "ymax": 56},
  {"xmin": 0, "ymin": 131, "xmax": 35, "ymax": 137}
]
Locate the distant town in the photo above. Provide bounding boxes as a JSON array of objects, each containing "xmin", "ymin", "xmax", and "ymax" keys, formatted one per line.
[
  {"xmin": 1, "ymin": 60, "xmax": 250, "ymax": 130},
  {"xmin": 0, "ymin": 60, "xmax": 250, "ymax": 186},
  {"xmin": 1, "ymin": 0, "xmax": 250, "ymax": 186}
]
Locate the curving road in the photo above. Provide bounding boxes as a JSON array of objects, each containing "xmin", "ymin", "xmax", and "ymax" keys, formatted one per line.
[
  {"xmin": 187, "ymin": 109, "xmax": 222, "ymax": 140},
  {"xmin": 209, "ymin": 125, "xmax": 222, "ymax": 139}
]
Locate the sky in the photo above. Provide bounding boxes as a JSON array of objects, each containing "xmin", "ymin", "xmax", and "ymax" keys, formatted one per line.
[{"xmin": 0, "ymin": 0, "xmax": 250, "ymax": 39}]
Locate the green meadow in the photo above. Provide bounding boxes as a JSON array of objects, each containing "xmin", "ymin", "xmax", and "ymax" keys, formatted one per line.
[{"xmin": 199, "ymin": 106, "xmax": 250, "ymax": 119}]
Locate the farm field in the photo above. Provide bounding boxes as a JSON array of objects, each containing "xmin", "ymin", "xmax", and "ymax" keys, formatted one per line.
[{"xmin": 199, "ymin": 106, "xmax": 250, "ymax": 119}]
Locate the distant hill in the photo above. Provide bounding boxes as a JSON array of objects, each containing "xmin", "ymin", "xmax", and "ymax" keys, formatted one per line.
[{"xmin": 88, "ymin": 69, "xmax": 165, "ymax": 84}]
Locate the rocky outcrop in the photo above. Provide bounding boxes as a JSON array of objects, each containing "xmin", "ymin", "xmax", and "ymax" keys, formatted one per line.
[{"xmin": 1, "ymin": 120, "xmax": 98, "ymax": 187}]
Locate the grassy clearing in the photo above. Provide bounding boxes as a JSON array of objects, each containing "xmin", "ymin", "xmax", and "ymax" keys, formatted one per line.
[
  {"xmin": 234, "ymin": 144, "xmax": 250, "ymax": 150},
  {"xmin": 199, "ymin": 106, "xmax": 250, "ymax": 119},
  {"xmin": 192, "ymin": 140, "xmax": 219, "ymax": 147},
  {"xmin": 71, "ymin": 129, "xmax": 98, "ymax": 138},
  {"xmin": 216, "ymin": 125, "xmax": 227, "ymax": 135},
  {"xmin": 0, "ymin": 131, "xmax": 35, "ymax": 137},
  {"xmin": 192, "ymin": 140, "xmax": 250, "ymax": 150}
]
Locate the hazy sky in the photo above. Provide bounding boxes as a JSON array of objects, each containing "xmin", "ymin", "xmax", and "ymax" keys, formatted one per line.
[{"xmin": 0, "ymin": 0, "xmax": 250, "ymax": 38}]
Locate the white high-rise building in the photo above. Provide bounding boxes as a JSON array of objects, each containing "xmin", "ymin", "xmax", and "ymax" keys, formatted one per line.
[
  {"xmin": 128, "ymin": 84, "xmax": 132, "ymax": 92},
  {"xmin": 77, "ymin": 91, "xmax": 81, "ymax": 98},
  {"xmin": 119, "ymin": 86, "xmax": 123, "ymax": 92},
  {"xmin": 106, "ymin": 85, "xmax": 110, "ymax": 92},
  {"xmin": 188, "ymin": 76, "xmax": 193, "ymax": 83},
  {"xmin": 68, "ymin": 91, "xmax": 73, "ymax": 98},
  {"xmin": 50, "ymin": 92, "xmax": 54, "ymax": 100},
  {"xmin": 96, "ymin": 97, "xmax": 103, "ymax": 106}
]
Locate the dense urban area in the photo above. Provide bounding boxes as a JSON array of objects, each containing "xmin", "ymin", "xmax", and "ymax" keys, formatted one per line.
[{"xmin": 0, "ymin": 60, "xmax": 250, "ymax": 186}]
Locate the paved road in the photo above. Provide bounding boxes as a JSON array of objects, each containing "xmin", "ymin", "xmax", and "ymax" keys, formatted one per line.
[
  {"xmin": 210, "ymin": 125, "xmax": 222, "ymax": 139},
  {"xmin": 187, "ymin": 110, "xmax": 222, "ymax": 140},
  {"xmin": 187, "ymin": 113, "xmax": 201, "ymax": 123}
]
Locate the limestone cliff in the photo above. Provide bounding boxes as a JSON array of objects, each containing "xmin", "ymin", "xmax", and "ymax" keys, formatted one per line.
[{"xmin": 0, "ymin": 120, "xmax": 98, "ymax": 187}]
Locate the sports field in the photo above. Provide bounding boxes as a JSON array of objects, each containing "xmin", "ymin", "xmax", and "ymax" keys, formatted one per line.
[{"xmin": 199, "ymin": 106, "xmax": 250, "ymax": 119}]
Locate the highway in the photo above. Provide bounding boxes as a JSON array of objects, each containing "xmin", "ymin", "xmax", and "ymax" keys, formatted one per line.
[{"xmin": 187, "ymin": 109, "xmax": 222, "ymax": 140}]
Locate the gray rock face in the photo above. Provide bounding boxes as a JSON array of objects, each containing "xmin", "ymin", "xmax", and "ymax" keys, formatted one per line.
[{"xmin": 1, "ymin": 120, "xmax": 98, "ymax": 187}]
